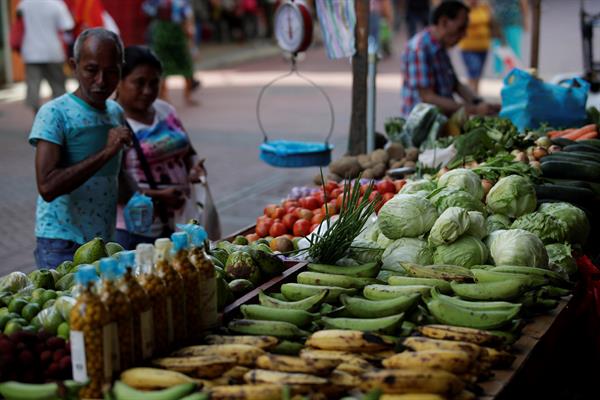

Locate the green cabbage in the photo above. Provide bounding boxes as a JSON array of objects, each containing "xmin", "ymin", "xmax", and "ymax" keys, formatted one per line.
[
  {"xmin": 430, "ymin": 187, "xmax": 486, "ymax": 214},
  {"xmin": 349, "ymin": 240, "xmax": 385, "ymax": 264},
  {"xmin": 433, "ymin": 235, "xmax": 489, "ymax": 268},
  {"xmin": 0, "ymin": 272, "xmax": 32, "ymax": 294},
  {"xmin": 466, "ymin": 211, "xmax": 487, "ymax": 240},
  {"xmin": 545, "ymin": 243, "xmax": 577, "ymax": 277},
  {"xmin": 400, "ymin": 179, "xmax": 437, "ymax": 195},
  {"xmin": 486, "ymin": 214, "xmax": 512, "ymax": 235},
  {"xmin": 428, "ymin": 207, "xmax": 471, "ymax": 246},
  {"xmin": 510, "ymin": 212, "xmax": 568, "ymax": 244},
  {"xmin": 486, "ymin": 175, "xmax": 536, "ymax": 218},
  {"xmin": 488, "ymin": 229, "xmax": 548, "ymax": 268},
  {"xmin": 438, "ymin": 168, "xmax": 484, "ymax": 200},
  {"xmin": 378, "ymin": 194, "xmax": 438, "ymax": 239},
  {"xmin": 382, "ymin": 238, "xmax": 434, "ymax": 271},
  {"xmin": 538, "ymin": 202, "xmax": 590, "ymax": 245}
]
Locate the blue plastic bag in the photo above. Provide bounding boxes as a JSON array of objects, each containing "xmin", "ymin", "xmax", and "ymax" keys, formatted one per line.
[
  {"xmin": 500, "ymin": 69, "xmax": 590, "ymax": 131},
  {"xmin": 123, "ymin": 192, "xmax": 154, "ymax": 235}
]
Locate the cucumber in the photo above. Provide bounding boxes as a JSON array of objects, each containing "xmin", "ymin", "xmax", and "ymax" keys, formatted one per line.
[
  {"xmin": 550, "ymin": 137, "xmax": 575, "ymax": 147},
  {"xmin": 541, "ymin": 151, "xmax": 600, "ymax": 164},
  {"xmin": 577, "ymin": 139, "xmax": 600, "ymax": 148},
  {"xmin": 534, "ymin": 184, "xmax": 595, "ymax": 204},
  {"xmin": 541, "ymin": 160, "xmax": 600, "ymax": 182},
  {"xmin": 562, "ymin": 144, "xmax": 600, "ymax": 154}
]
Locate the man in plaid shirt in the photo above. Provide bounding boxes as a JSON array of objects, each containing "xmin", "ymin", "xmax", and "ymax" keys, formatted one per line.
[{"xmin": 401, "ymin": 1, "xmax": 499, "ymax": 116}]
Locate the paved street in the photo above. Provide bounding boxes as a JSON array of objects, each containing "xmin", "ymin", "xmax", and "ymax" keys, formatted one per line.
[{"xmin": 0, "ymin": 0, "xmax": 597, "ymax": 274}]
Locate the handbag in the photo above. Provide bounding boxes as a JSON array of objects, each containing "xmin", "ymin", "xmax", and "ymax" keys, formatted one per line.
[
  {"xmin": 172, "ymin": 177, "xmax": 222, "ymax": 241},
  {"xmin": 9, "ymin": 15, "xmax": 25, "ymax": 52}
]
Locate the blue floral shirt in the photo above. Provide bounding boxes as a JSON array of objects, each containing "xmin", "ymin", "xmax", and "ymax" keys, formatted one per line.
[{"xmin": 29, "ymin": 93, "xmax": 124, "ymax": 244}]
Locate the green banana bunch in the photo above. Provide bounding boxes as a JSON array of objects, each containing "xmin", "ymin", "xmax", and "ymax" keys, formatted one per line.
[
  {"xmin": 388, "ymin": 276, "xmax": 452, "ymax": 293},
  {"xmin": 431, "ymin": 288, "xmax": 521, "ymax": 312},
  {"xmin": 450, "ymin": 277, "xmax": 531, "ymax": 301},
  {"xmin": 320, "ymin": 312, "xmax": 404, "ymax": 334},
  {"xmin": 0, "ymin": 381, "xmax": 87, "ymax": 400},
  {"xmin": 296, "ymin": 271, "xmax": 380, "ymax": 289},
  {"xmin": 537, "ymin": 285, "xmax": 570, "ymax": 299},
  {"xmin": 363, "ymin": 284, "xmax": 432, "ymax": 300},
  {"xmin": 240, "ymin": 304, "xmax": 316, "ymax": 327},
  {"xmin": 401, "ymin": 263, "xmax": 474, "ymax": 282},
  {"xmin": 471, "ymin": 269, "xmax": 548, "ymax": 287},
  {"xmin": 228, "ymin": 319, "xmax": 311, "ymax": 338},
  {"xmin": 307, "ymin": 261, "xmax": 380, "ymax": 277},
  {"xmin": 489, "ymin": 266, "xmax": 571, "ymax": 288},
  {"xmin": 340, "ymin": 293, "xmax": 420, "ymax": 318},
  {"xmin": 518, "ymin": 290, "xmax": 559, "ymax": 311},
  {"xmin": 258, "ymin": 289, "xmax": 328, "ymax": 311},
  {"xmin": 110, "ymin": 381, "xmax": 198, "ymax": 400},
  {"xmin": 281, "ymin": 283, "xmax": 356, "ymax": 302}
]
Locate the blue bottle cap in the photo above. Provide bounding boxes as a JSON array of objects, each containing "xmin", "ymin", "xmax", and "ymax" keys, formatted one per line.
[
  {"xmin": 99, "ymin": 257, "xmax": 119, "ymax": 279},
  {"xmin": 188, "ymin": 225, "xmax": 207, "ymax": 247},
  {"xmin": 75, "ymin": 265, "xmax": 99, "ymax": 286},
  {"xmin": 171, "ymin": 232, "xmax": 189, "ymax": 252},
  {"xmin": 117, "ymin": 250, "xmax": 136, "ymax": 270}
]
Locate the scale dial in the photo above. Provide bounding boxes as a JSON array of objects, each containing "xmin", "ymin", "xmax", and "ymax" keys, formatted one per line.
[{"xmin": 274, "ymin": 1, "xmax": 313, "ymax": 54}]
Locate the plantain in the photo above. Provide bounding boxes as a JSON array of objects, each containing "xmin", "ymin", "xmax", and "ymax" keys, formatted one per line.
[
  {"xmin": 120, "ymin": 367, "xmax": 197, "ymax": 390},
  {"xmin": 417, "ymin": 324, "xmax": 505, "ymax": 347},
  {"xmin": 320, "ymin": 312, "xmax": 405, "ymax": 334},
  {"xmin": 450, "ymin": 278, "xmax": 532, "ymax": 301},
  {"xmin": 490, "ymin": 266, "xmax": 571, "ymax": 288},
  {"xmin": 307, "ymin": 261, "xmax": 380, "ymax": 277},
  {"xmin": 334, "ymin": 358, "xmax": 376, "ymax": 375},
  {"xmin": 111, "ymin": 381, "xmax": 198, "ymax": 400},
  {"xmin": 270, "ymin": 340, "xmax": 305, "ymax": 356},
  {"xmin": 403, "ymin": 337, "xmax": 481, "ymax": 361},
  {"xmin": 204, "ymin": 334, "xmax": 279, "ymax": 349},
  {"xmin": 360, "ymin": 369, "xmax": 465, "ymax": 395},
  {"xmin": 364, "ymin": 284, "xmax": 432, "ymax": 300},
  {"xmin": 227, "ymin": 319, "xmax": 311, "ymax": 339},
  {"xmin": 401, "ymin": 263, "xmax": 474, "ymax": 282},
  {"xmin": 151, "ymin": 355, "xmax": 235, "ymax": 378},
  {"xmin": 305, "ymin": 329, "xmax": 394, "ymax": 352},
  {"xmin": 341, "ymin": 293, "xmax": 420, "ymax": 318},
  {"xmin": 382, "ymin": 350, "xmax": 473, "ymax": 374},
  {"xmin": 379, "ymin": 395, "xmax": 447, "ymax": 400},
  {"xmin": 256, "ymin": 354, "xmax": 339, "ymax": 375},
  {"xmin": 329, "ymin": 370, "xmax": 362, "ymax": 387},
  {"xmin": 431, "ymin": 288, "xmax": 521, "ymax": 312},
  {"xmin": 209, "ymin": 383, "xmax": 285, "ymax": 400},
  {"xmin": 244, "ymin": 369, "xmax": 327, "ymax": 386},
  {"xmin": 170, "ymin": 344, "xmax": 265, "ymax": 366},
  {"xmin": 258, "ymin": 289, "xmax": 328, "ymax": 311},
  {"xmin": 479, "ymin": 346, "xmax": 516, "ymax": 369},
  {"xmin": 388, "ymin": 276, "xmax": 453, "ymax": 293},
  {"xmin": 471, "ymin": 268, "xmax": 548, "ymax": 287},
  {"xmin": 297, "ymin": 271, "xmax": 380, "ymax": 289},
  {"xmin": 281, "ymin": 283, "xmax": 356, "ymax": 302},
  {"xmin": 240, "ymin": 304, "xmax": 316, "ymax": 327}
]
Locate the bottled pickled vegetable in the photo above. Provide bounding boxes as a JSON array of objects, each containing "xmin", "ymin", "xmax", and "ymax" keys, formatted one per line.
[
  {"xmin": 171, "ymin": 231, "xmax": 202, "ymax": 341},
  {"xmin": 99, "ymin": 257, "xmax": 134, "ymax": 373},
  {"xmin": 155, "ymin": 238, "xmax": 186, "ymax": 346},
  {"xmin": 187, "ymin": 225, "xmax": 218, "ymax": 331},
  {"xmin": 136, "ymin": 243, "xmax": 169, "ymax": 356},
  {"xmin": 70, "ymin": 265, "xmax": 111, "ymax": 398},
  {"xmin": 118, "ymin": 250, "xmax": 154, "ymax": 362}
]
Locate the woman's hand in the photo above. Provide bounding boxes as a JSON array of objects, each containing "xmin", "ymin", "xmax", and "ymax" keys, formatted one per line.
[{"xmin": 189, "ymin": 158, "xmax": 206, "ymax": 183}]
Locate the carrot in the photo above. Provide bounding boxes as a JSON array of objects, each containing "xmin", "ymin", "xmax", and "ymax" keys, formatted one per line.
[
  {"xmin": 561, "ymin": 124, "xmax": 597, "ymax": 140},
  {"xmin": 547, "ymin": 129, "xmax": 573, "ymax": 138},
  {"xmin": 576, "ymin": 131, "xmax": 598, "ymax": 140}
]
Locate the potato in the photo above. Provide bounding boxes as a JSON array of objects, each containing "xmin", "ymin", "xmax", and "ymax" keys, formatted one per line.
[
  {"xmin": 386, "ymin": 143, "xmax": 405, "ymax": 161},
  {"xmin": 372, "ymin": 163, "xmax": 387, "ymax": 179},
  {"xmin": 327, "ymin": 173, "xmax": 342, "ymax": 182},
  {"xmin": 370, "ymin": 149, "xmax": 389, "ymax": 165},
  {"xmin": 404, "ymin": 160, "xmax": 416, "ymax": 168},
  {"xmin": 357, "ymin": 154, "xmax": 373, "ymax": 169},
  {"xmin": 390, "ymin": 161, "xmax": 404, "ymax": 169},
  {"xmin": 329, "ymin": 156, "xmax": 362, "ymax": 178},
  {"xmin": 314, "ymin": 173, "xmax": 325, "ymax": 186},
  {"xmin": 405, "ymin": 147, "xmax": 419, "ymax": 162},
  {"xmin": 362, "ymin": 168, "xmax": 376, "ymax": 179}
]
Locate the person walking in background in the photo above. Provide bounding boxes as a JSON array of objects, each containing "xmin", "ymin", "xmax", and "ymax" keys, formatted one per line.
[
  {"xmin": 143, "ymin": 0, "xmax": 200, "ymax": 106},
  {"xmin": 405, "ymin": 0, "xmax": 430, "ymax": 39},
  {"xmin": 459, "ymin": 0, "xmax": 492, "ymax": 94},
  {"xmin": 191, "ymin": 0, "xmax": 210, "ymax": 58},
  {"xmin": 30, "ymin": 28, "xmax": 131, "ymax": 268},
  {"xmin": 490, "ymin": 0, "xmax": 528, "ymax": 76},
  {"xmin": 115, "ymin": 46, "xmax": 206, "ymax": 249},
  {"xmin": 370, "ymin": 0, "xmax": 394, "ymax": 58},
  {"xmin": 17, "ymin": 0, "xmax": 74, "ymax": 114}
]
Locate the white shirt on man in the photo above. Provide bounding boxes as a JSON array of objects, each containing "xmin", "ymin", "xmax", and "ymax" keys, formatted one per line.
[{"xmin": 18, "ymin": 0, "xmax": 74, "ymax": 64}]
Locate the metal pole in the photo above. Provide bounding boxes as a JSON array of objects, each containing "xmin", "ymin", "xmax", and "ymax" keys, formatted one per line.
[
  {"xmin": 1, "ymin": 0, "xmax": 13, "ymax": 83},
  {"xmin": 366, "ymin": 37, "xmax": 378, "ymax": 153},
  {"xmin": 530, "ymin": 0, "xmax": 542, "ymax": 71}
]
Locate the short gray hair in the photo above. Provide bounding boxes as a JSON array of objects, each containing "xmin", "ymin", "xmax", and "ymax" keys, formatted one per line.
[{"xmin": 73, "ymin": 28, "xmax": 124, "ymax": 64}]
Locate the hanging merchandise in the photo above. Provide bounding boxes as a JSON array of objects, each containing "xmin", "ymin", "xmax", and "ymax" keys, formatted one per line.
[{"xmin": 315, "ymin": 0, "xmax": 356, "ymax": 59}]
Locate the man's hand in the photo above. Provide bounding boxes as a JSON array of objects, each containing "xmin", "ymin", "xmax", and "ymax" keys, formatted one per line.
[
  {"xmin": 105, "ymin": 126, "xmax": 132, "ymax": 157},
  {"xmin": 468, "ymin": 102, "xmax": 500, "ymax": 116},
  {"xmin": 189, "ymin": 158, "xmax": 206, "ymax": 183}
]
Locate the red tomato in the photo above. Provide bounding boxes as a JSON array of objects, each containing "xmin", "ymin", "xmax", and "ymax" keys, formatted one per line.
[
  {"xmin": 293, "ymin": 219, "xmax": 312, "ymax": 237},
  {"xmin": 377, "ymin": 180, "xmax": 396, "ymax": 195},
  {"xmin": 383, "ymin": 192, "xmax": 395, "ymax": 202},
  {"xmin": 325, "ymin": 181, "xmax": 339, "ymax": 193},
  {"xmin": 321, "ymin": 201, "xmax": 338, "ymax": 216},
  {"xmin": 282, "ymin": 213, "xmax": 299, "ymax": 230},
  {"xmin": 310, "ymin": 223, "xmax": 320, "ymax": 233},
  {"xmin": 394, "ymin": 179, "xmax": 406, "ymax": 193},
  {"xmin": 269, "ymin": 222, "xmax": 287, "ymax": 237},
  {"xmin": 335, "ymin": 193, "xmax": 345, "ymax": 210},
  {"xmin": 295, "ymin": 208, "xmax": 314, "ymax": 221},
  {"xmin": 255, "ymin": 222, "xmax": 270, "ymax": 238},
  {"xmin": 282, "ymin": 200, "xmax": 299, "ymax": 210},
  {"xmin": 246, "ymin": 233, "xmax": 260, "ymax": 243},
  {"xmin": 285, "ymin": 206, "xmax": 297, "ymax": 215},
  {"xmin": 273, "ymin": 207, "xmax": 286, "ymax": 220},
  {"xmin": 330, "ymin": 188, "xmax": 343, "ymax": 199},
  {"xmin": 301, "ymin": 196, "xmax": 321, "ymax": 210},
  {"xmin": 264, "ymin": 204, "xmax": 278, "ymax": 218},
  {"xmin": 312, "ymin": 213, "xmax": 325, "ymax": 225}
]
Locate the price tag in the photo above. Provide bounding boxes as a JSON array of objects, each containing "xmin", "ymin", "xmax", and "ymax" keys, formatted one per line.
[{"xmin": 70, "ymin": 331, "xmax": 88, "ymax": 382}]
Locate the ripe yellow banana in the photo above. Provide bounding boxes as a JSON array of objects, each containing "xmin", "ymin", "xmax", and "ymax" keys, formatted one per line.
[
  {"xmin": 403, "ymin": 337, "xmax": 482, "ymax": 361},
  {"xmin": 152, "ymin": 355, "xmax": 235, "ymax": 378},
  {"xmin": 305, "ymin": 329, "xmax": 394, "ymax": 352},
  {"xmin": 479, "ymin": 346, "xmax": 516, "ymax": 368},
  {"xmin": 334, "ymin": 358, "xmax": 376, "ymax": 375},
  {"xmin": 380, "ymin": 395, "xmax": 446, "ymax": 400},
  {"xmin": 244, "ymin": 369, "xmax": 328, "ymax": 386},
  {"xmin": 170, "ymin": 344, "xmax": 265, "ymax": 366},
  {"xmin": 417, "ymin": 324, "xmax": 505, "ymax": 347},
  {"xmin": 330, "ymin": 370, "xmax": 362, "ymax": 387},
  {"xmin": 360, "ymin": 369, "xmax": 465, "ymax": 395},
  {"xmin": 382, "ymin": 350, "xmax": 473, "ymax": 374},
  {"xmin": 223, "ymin": 366, "xmax": 251, "ymax": 380},
  {"xmin": 204, "ymin": 334, "xmax": 279, "ymax": 349},
  {"xmin": 452, "ymin": 390, "xmax": 477, "ymax": 400},
  {"xmin": 256, "ymin": 354, "xmax": 338, "ymax": 375},
  {"xmin": 209, "ymin": 383, "xmax": 284, "ymax": 400},
  {"xmin": 300, "ymin": 348, "xmax": 368, "ymax": 364},
  {"xmin": 120, "ymin": 367, "xmax": 196, "ymax": 390}
]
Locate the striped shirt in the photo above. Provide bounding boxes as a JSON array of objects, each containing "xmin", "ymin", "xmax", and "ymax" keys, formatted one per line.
[{"xmin": 401, "ymin": 28, "xmax": 458, "ymax": 116}]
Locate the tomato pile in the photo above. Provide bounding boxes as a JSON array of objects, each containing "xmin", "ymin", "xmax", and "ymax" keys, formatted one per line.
[{"xmin": 248, "ymin": 179, "xmax": 406, "ymax": 243}]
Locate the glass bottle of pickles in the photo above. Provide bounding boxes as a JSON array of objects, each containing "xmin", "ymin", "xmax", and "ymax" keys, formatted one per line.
[
  {"xmin": 171, "ymin": 232, "xmax": 203, "ymax": 341},
  {"xmin": 155, "ymin": 238, "xmax": 186, "ymax": 347},
  {"xmin": 99, "ymin": 257, "xmax": 134, "ymax": 374},
  {"xmin": 136, "ymin": 244, "xmax": 169, "ymax": 356},
  {"xmin": 187, "ymin": 225, "xmax": 218, "ymax": 331},
  {"xmin": 118, "ymin": 250, "xmax": 154, "ymax": 362},
  {"xmin": 70, "ymin": 265, "xmax": 111, "ymax": 398}
]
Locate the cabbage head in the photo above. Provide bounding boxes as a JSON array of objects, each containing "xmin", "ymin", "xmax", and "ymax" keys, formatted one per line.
[
  {"xmin": 511, "ymin": 212, "xmax": 568, "ymax": 244},
  {"xmin": 430, "ymin": 187, "xmax": 486, "ymax": 215},
  {"xmin": 545, "ymin": 243, "xmax": 577, "ymax": 277},
  {"xmin": 400, "ymin": 179, "xmax": 437, "ymax": 195},
  {"xmin": 378, "ymin": 194, "xmax": 438, "ymax": 239},
  {"xmin": 488, "ymin": 229, "xmax": 548, "ymax": 268},
  {"xmin": 382, "ymin": 238, "xmax": 434, "ymax": 271},
  {"xmin": 466, "ymin": 211, "xmax": 487, "ymax": 240},
  {"xmin": 433, "ymin": 235, "xmax": 489, "ymax": 268},
  {"xmin": 0, "ymin": 272, "xmax": 32, "ymax": 293},
  {"xmin": 486, "ymin": 214, "xmax": 512, "ymax": 235},
  {"xmin": 538, "ymin": 202, "xmax": 590, "ymax": 245},
  {"xmin": 349, "ymin": 239, "xmax": 385, "ymax": 264},
  {"xmin": 428, "ymin": 207, "xmax": 471, "ymax": 246},
  {"xmin": 438, "ymin": 168, "xmax": 484, "ymax": 200},
  {"xmin": 486, "ymin": 175, "xmax": 536, "ymax": 218}
]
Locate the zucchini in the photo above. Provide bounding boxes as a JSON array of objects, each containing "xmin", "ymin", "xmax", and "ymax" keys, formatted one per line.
[
  {"xmin": 544, "ymin": 178, "xmax": 593, "ymax": 189},
  {"xmin": 551, "ymin": 137, "xmax": 575, "ymax": 147},
  {"xmin": 562, "ymin": 144, "xmax": 600, "ymax": 154},
  {"xmin": 541, "ymin": 160, "xmax": 600, "ymax": 182},
  {"xmin": 577, "ymin": 139, "xmax": 600, "ymax": 148},
  {"xmin": 541, "ymin": 152, "xmax": 600, "ymax": 165},
  {"xmin": 534, "ymin": 184, "xmax": 595, "ymax": 204}
]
